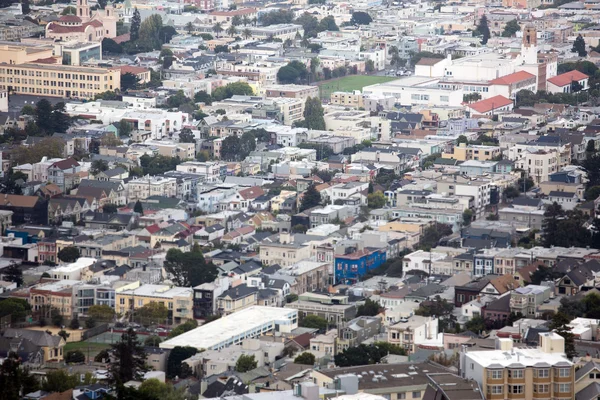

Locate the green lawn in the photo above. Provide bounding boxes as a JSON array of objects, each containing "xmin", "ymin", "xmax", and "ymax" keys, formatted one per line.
[
  {"xmin": 318, "ymin": 75, "xmax": 398, "ymax": 100},
  {"xmin": 64, "ymin": 341, "xmax": 111, "ymax": 360}
]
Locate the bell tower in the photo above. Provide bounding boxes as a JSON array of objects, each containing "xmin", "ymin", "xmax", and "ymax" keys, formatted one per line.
[
  {"xmin": 521, "ymin": 23, "xmax": 538, "ymax": 64},
  {"xmin": 78, "ymin": 0, "xmax": 91, "ymax": 21}
]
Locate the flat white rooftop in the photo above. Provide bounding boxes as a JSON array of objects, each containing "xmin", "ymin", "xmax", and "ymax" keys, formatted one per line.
[
  {"xmin": 50, "ymin": 257, "xmax": 96, "ymax": 273},
  {"xmin": 159, "ymin": 306, "xmax": 297, "ymax": 350},
  {"xmin": 465, "ymin": 346, "xmax": 571, "ymax": 368}
]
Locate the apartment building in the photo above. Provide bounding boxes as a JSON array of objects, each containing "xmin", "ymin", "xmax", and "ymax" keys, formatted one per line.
[
  {"xmin": 330, "ymin": 91, "xmax": 364, "ymax": 108},
  {"xmin": 0, "ymin": 63, "xmax": 120, "ymax": 99},
  {"xmin": 278, "ymin": 261, "xmax": 329, "ymax": 295},
  {"xmin": 442, "ymin": 143, "xmax": 502, "ymax": 161},
  {"xmin": 264, "ymin": 84, "xmax": 320, "ymax": 100},
  {"xmin": 116, "ymin": 284, "xmax": 193, "ymax": 323},
  {"xmin": 176, "ymin": 161, "xmax": 225, "ymax": 183},
  {"xmin": 461, "ymin": 334, "xmax": 574, "ymax": 400},
  {"xmin": 258, "ymin": 232, "xmax": 312, "ymax": 267},
  {"xmin": 285, "ymin": 292, "xmax": 356, "ymax": 327},
  {"xmin": 387, "ymin": 315, "xmax": 439, "ymax": 354},
  {"xmin": 337, "ymin": 316, "xmax": 382, "ymax": 352},
  {"xmin": 509, "ymin": 285, "xmax": 552, "ymax": 318},
  {"xmin": 30, "ymin": 280, "xmax": 80, "ymax": 318},
  {"xmin": 127, "ymin": 176, "xmax": 178, "ymax": 201}
]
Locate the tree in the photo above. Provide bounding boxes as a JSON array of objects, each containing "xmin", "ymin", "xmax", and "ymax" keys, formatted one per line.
[
  {"xmin": 0, "ymin": 353, "xmax": 39, "ymax": 398},
  {"xmin": 179, "ymin": 128, "xmax": 196, "ymax": 144},
  {"xmin": 185, "ymin": 21, "xmax": 194, "ymax": 34},
  {"xmin": 90, "ymin": 159, "xmax": 109, "ymax": 176},
  {"xmin": 550, "ymin": 312, "xmax": 576, "ymax": 358},
  {"xmin": 130, "ymin": 7, "xmax": 141, "ymax": 42},
  {"xmin": 87, "ymin": 304, "xmax": 115, "ymax": 322},
  {"xmin": 572, "ymin": 34, "xmax": 588, "ymax": 57},
  {"xmin": 367, "ymin": 192, "xmax": 386, "ymax": 209},
  {"xmin": 541, "ymin": 202, "xmax": 564, "ymax": 248},
  {"xmin": 136, "ymin": 302, "xmax": 168, "ymax": 326},
  {"xmin": 134, "ymin": 200, "xmax": 144, "ymax": 214},
  {"xmin": 299, "ymin": 314, "xmax": 328, "ymax": 331},
  {"xmin": 475, "ymin": 15, "xmax": 491, "ymax": 45},
  {"xmin": 34, "ymin": 99, "xmax": 53, "ymax": 132},
  {"xmin": 462, "ymin": 209, "xmax": 473, "ymax": 226},
  {"xmin": 194, "ymin": 90, "xmax": 212, "ymax": 105},
  {"xmin": 302, "ymin": 97, "xmax": 326, "ymax": 130},
  {"xmin": 167, "ymin": 319, "xmax": 198, "ymax": 338},
  {"xmin": 277, "ymin": 60, "xmax": 309, "ymax": 84},
  {"xmin": 121, "ymin": 72, "xmax": 140, "ymax": 91},
  {"xmin": 85, "ymin": 317, "xmax": 96, "ymax": 329},
  {"xmin": 163, "ymin": 246, "xmax": 218, "ymax": 287},
  {"xmin": 211, "ymin": 81, "xmax": 253, "ymax": 101},
  {"xmin": 69, "ymin": 318, "xmax": 80, "ymax": 330},
  {"xmin": 102, "ymin": 37, "xmax": 122, "ymax": 54},
  {"xmin": 356, "ymin": 299, "xmax": 380, "ymax": 316},
  {"xmin": 242, "ymin": 28, "xmax": 252, "ymax": 39},
  {"xmin": 294, "ymin": 352, "xmax": 315, "ymax": 365},
  {"xmin": 260, "ymin": 9, "xmax": 295, "ymax": 26},
  {"xmin": 457, "ymin": 135, "xmax": 469, "ymax": 145},
  {"xmin": 334, "ymin": 343, "xmax": 405, "ymax": 367},
  {"xmin": 504, "ymin": 186, "xmax": 520, "ymax": 199},
  {"xmin": 110, "ymin": 328, "xmax": 148, "ymax": 383},
  {"xmin": 160, "ymin": 48, "xmax": 174, "ymax": 69},
  {"xmin": 145, "ymin": 335, "xmax": 162, "ymax": 347},
  {"xmin": 61, "ymin": 6, "xmax": 77, "ymax": 15},
  {"xmin": 138, "ymin": 14, "xmax": 163, "ymax": 51},
  {"xmin": 0, "ymin": 298, "xmax": 31, "ymax": 323},
  {"xmin": 501, "ymin": 19, "xmax": 520, "ymax": 37},
  {"xmin": 220, "ymin": 135, "xmax": 241, "ymax": 161},
  {"xmin": 464, "ymin": 316, "xmax": 486, "ymax": 333},
  {"xmin": 103, "ymin": 203, "xmax": 118, "ymax": 214},
  {"xmin": 585, "ymin": 186, "xmax": 600, "ymax": 201},
  {"xmin": 317, "ymin": 16, "xmax": 338, "ymax": 32},
  {"xmin": 350, "ymin": 11, "xmax": 372, "ymax": 25},
  {"xmin": 3, "ymin": 263, "xmax": 23, "ymax": 287},
  {"xmin": 166, "ymin": 346, "xmax": 198, "ymax": 379},
  {"xmin": 58, "ymin": 246, "xmax": 80, "ymax": 263},
  {"xmin": 418, "ymin": 224, "xmax": 453, "ymax": 251},
  {"xmin": 65, "ymin": 350, "xmax": 85, "ymax": 363},
  {"xmin": 300, "ymin": 185, "xmax": 322, "ymax": 211},
  {"xmin": 365, "ymin": 59, "xmax": 375, "ymax": 72},
  {"xmin": 235, "ymin": 354, "xmax": 257, "ymax": 372},
  {"xmin": 52, "ymin": 312, "xmax": 63, "ymax": 327},
  {"xmin": 212, "ymin": 22, "xmax": 223, "ymax": 37},
  {"xmin": 583, "ymin": 153, "xmax": 600, "ymax": 189},
  {"xmin": 42, "ymin": 370, "xmax": 80, "ymax": 392},
  {"xmin": 226, "ymin": 24, "xmax": 237, "ymax": 37}
]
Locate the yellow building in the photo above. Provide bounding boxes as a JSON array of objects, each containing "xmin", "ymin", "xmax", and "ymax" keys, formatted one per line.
[
  {"xmin": 330, "ymin": 91, "xmax": 364, "ymax": 108},
  {"xmin": 116, "ymin": 284, "xmax": 193, "ymax": 323},
  {"xmin": 0, "ymin": 44, "xmax": 54, "ymax": 65},
  {"xmin": 463, "ymin": 334, "xmax": 575, "ymax": 400},
  {"xmin": 0, "ymin": 62, "xmax": 121, "ymax": 100},
  {"xmin": 442, "ymin": 143, "xmax": 502, "ymax": 161}
]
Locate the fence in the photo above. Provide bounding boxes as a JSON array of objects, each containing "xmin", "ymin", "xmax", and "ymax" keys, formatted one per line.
[{"xmin": 81, "ymin": 322, "xmax": 109, "ymax": 340}]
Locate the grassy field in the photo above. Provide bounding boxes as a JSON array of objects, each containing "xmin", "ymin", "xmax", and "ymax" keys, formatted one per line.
[
  {"xmin": 318, "ymin": 75, "xmax": 398, "ymax": 100},
  {"xmin": 64, "ymin": 341, "xmax": 111, "ymax": 360}
]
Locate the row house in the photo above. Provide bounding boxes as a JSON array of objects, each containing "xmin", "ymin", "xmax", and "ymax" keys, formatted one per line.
[
  {"xmin": 128, "ymin": 176, "xmax": 178, "ymax": 202},
  {"xmin": 47, "ymin": 158, "xmax": 82, "ymax": 191},
  {"xmin": 48, "ymin": 196, "xmax": 95, "ymax": 225}
]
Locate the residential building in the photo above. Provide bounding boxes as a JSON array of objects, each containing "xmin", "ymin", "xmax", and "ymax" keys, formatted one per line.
[
  {"xmin": 216, "ymin": 284, "xmax": 258, "ymax": 316},
  {"xmin": 159, "ymin": 306, "xmax": 298, "ymax": 350},
  {"xmin": 286, "ymin": 292, "xmax": 356, "ymax": 327},
  {"xmin": 337, "ymin": 316, "xmax": 382, "ymax": 352},
  {"xmin": 509, "ymin": 285, "xmax": 552, "ymax": 318},
  {"xmin": 334, "ymin": 247, "xmax": 387, "ymax": 284},
  {"xmin": 116, "ymin": 284, "xmax": 193, "ymax": 323},
  {"xmin": 387, "ymin": 315, "xmax": 439, "ymax": 354},
  {"xmin": 461, "ymin": 334, "xmax": 575, "ymax": 400}
]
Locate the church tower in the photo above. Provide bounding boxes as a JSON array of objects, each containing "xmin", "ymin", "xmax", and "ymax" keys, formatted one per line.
[
  {"xmin": 521, "ymin": 23, "xmax": 538, "ymax": 65},
  {"xmin": 78, "ymin": 0, "xmax": 91, "ymax": 21}
]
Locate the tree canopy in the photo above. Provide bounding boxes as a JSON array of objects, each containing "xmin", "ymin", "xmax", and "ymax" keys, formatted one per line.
[{"xmin": 164, "ymin": 245, "xmax": 218, "ymax": 287}]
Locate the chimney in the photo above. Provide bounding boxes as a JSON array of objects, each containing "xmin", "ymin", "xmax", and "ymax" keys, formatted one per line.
[{"xmin": 280, "ymin": 231, "xmax": 292, "ymax": 244}]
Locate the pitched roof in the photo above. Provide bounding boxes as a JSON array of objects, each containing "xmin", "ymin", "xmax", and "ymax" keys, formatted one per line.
[
  {"xmin": 0, "ymin": 194, "xmax": 39, "ymax": 208},
  {"xmin": 416, "ymin": 57, "xmax": 445, "ymax": 66},
  {"xmin": 547, "ymin": 70, "xmax": 589, "ymax": 87},
  {"xmin": 489, "ymin": 274, "xmax": 520, "ymax": 294},
  {"xmin": 490, "ymin": 71, "xmax": 536, "ymax": 85},
  {"xmin": 119, "ymin": 65, "xmax": 149, "ymax": 75},
  {"xmin": 467, "ymin": 95, "xmax": 513, "ymax": 113},
  {"xmin": 50, "ymin": 158, "xmax": 79, "ymax": 170},
  {"xmin": 238, "ymin": 186, "xmax": 265, "ymax": 200}
]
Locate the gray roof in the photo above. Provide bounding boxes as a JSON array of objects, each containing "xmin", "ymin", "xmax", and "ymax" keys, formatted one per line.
[{"xmin": 577, "ymin": 382, "xmax": 600, "ymax": 400}]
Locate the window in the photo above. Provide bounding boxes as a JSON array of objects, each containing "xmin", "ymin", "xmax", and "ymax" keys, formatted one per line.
[
  {"xmin": 508, "ymin": 385, "xmax": 524, "ymax": 394},
  {"xmin": 534, "ymin": 368, "xmax": 549, "ymax": 378},
  {"xmin": 554, "ymin": 383, "xmax": 571, "ymax": 393},
  {"xmin": 533, "ymin": 384, "xmax": 549, "ymax": 393},
  {"xmin": 557, "ymin": 368, "xmax": 571, "ymax": 377},
  {"xmin": 508, "ymin": 369, "xmax": 524, "ymax": 379},
  {"xmin": 411, "ymin": 392, "xmax": 420, "ymax": 398},
  {"xmin": 488, "ymin": 370, "xmax": 503, "ymax": 379},
  {"xmin": 487, "ymin": 385, "xmax": 503, "ymax": 395}
]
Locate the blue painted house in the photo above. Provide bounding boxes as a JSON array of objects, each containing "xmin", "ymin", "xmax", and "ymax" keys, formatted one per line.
[{"xmin": 335, "ymin": 247, "xmax": 387, "ymax": 284}]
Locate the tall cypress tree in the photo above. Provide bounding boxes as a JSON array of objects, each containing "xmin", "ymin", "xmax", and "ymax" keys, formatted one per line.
[
  {"xmin": 130, "ymin": 8, "xmax": 141, "ymax": 42},
  {"xmin": 303, "ymin": 97, "xmax": 326, "ymax": 130},
  {"xmin": 476, "ymin": 15, "xmax": 491, "ymax": 45},
  {"xmin": 110, "ymin": 328, "xmax": 147, "ymax": 383}
]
